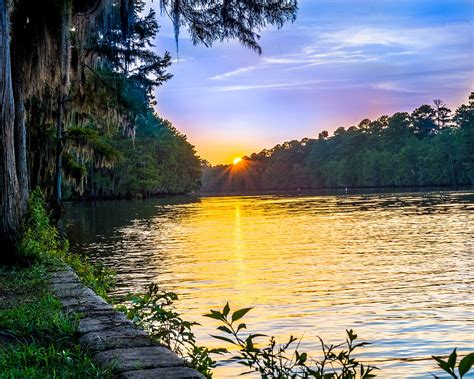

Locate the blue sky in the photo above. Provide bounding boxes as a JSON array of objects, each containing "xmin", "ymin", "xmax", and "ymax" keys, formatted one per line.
[{"xmin": 150, "ymin": 0, "xmax": 473, "ymax": 164}]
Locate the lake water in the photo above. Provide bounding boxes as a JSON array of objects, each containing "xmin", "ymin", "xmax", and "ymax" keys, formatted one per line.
[{"xmin": 65, "ymin": 190, "xmax": 474, "ymax": 378}]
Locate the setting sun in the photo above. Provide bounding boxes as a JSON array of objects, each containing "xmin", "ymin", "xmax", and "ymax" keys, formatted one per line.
[{"xmin": 233, "ymin": 157, "xmax": 242, "ymax": 165}]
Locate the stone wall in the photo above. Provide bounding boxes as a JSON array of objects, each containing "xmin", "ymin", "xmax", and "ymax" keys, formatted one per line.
[{"xmin": 49, "ymin": 268, "xmax": 204, "ymax": 379}]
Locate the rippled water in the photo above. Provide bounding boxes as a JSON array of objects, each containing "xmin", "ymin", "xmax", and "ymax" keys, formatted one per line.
[{"xmin": 65, "ymin": 190, "xmax": 474, "ymax": 378}]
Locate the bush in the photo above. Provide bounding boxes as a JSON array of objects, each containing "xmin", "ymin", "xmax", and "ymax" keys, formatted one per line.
[
  {"xmin": 205, "ymin": 304, "xmax": 377, "ymax": 378},
  {"xmin": 18, "ymin": 188, "xmax": 115, "ymax": 298},
  {"xmin": 118, "ymin": 283, "xmax": 224, "ymax": 378}
]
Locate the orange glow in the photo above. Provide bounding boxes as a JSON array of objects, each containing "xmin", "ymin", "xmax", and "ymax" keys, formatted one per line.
[{"xmin": 233, "ymin": 157, "xmax": 242, "ymax": 165}]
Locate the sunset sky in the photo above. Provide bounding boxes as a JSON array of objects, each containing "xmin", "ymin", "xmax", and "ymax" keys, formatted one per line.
[{"xmin": 151, "ymin": 0, "xmax": 473, "ymax": 165}]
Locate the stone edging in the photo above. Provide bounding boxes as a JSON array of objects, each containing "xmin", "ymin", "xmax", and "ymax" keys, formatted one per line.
[{"xmin": 49, "ymin": 267, "xmax": 204, "ymax": 379}]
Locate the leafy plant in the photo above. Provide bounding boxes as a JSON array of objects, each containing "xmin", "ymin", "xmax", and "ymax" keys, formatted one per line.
[
  {"xmin": 18, "ymin": 188, "xmax": 115, "ymax": 298},
  {"xmin": 118, "ymin": 283, "xmax": 224, "ymax": 378},
  {"xmin": 432, "ymin": 349, "xmax": 474, "ymax": 378},
  {"xmin": 204, "ymin": 303, "xmax": 377, "ymax": 378}
]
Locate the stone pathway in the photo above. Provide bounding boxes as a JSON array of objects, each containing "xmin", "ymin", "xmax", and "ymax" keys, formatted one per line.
[{"xmin": 49, "ymin": 268, "xmax": 204, "ymax": 379}]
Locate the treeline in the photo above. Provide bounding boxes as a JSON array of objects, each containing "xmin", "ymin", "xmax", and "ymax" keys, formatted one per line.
[
  {"xmin": 202, "ymin": 95, "xmax": 474, "ymax": 192},
  {"xmin": 73, "ymin": 116, "xmax": 202, "ymax": 199}
]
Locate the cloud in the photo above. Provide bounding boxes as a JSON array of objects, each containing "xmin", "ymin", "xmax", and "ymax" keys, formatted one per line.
[
  {"xmin": 171, "ymin": 57, "xmax": 194, "ymax": 64},
  {"xmin": 370, "ymin": 82, "xmax": 423, "ymax": 93},
  {"xmin": 206, "ymin": 22, "xmax": 472, "ymax": 82},
  {"xmin": 318, "ymin": 23, "xmax": 472, "ymax": 49},
  {"xmin": 210, "ymin": 66, "xmax": 261, "ymax": 80},
  {"xmin": 209, "ymin": 80, "xmax": 321, "ymax": 92}
]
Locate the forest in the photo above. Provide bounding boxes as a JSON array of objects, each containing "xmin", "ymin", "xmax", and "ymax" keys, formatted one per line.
[
  {"xmin": 202, "ymin": 95, "xmax": 474, "ymax": 192},
  {"xmin": 20, "ymin": 2, "xmax": 201, "ymax": 202}
]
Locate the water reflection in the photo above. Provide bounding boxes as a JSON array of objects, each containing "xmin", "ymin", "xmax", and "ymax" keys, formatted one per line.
[{"xmin": 65, "ymin": 191, "xmax": 474, "ymax": 378}]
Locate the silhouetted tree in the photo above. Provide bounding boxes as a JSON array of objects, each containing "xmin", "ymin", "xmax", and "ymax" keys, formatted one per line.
[{"xmin": 411, "ymin": 104, "xmax": 437, "ymax": 137}]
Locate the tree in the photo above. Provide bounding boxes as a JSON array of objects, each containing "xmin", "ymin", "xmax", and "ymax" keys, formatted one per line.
[
  {"xmin": 158, "ymin": 0, "xmax": 298, "ymax": 53},
  {"xmin": 453, "ymin": 103, "xmax": 474, "ymax": 130},
  {"xmin": 1, "ymin": 0, "xmax": 21, "ymax": 262},
  {"xmin": 411, "ymin": 104, "xmax": 437, "ymax": 137},
  {"xmin": 318, "ymin": 130, "xmax": 329, "ymax": 140},
  {"xmin": 334, "ymin": 127, "xmax": 346, "ymax": 136},
  {"xmin": 433, "ymin": 99, "xmax": 452, "ymax": 129}
]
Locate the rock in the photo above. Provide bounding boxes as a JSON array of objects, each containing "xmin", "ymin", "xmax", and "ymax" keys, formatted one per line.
[
  {"xmin": 60, "ymin": 293, "xmax": 114, "ymax": 313},
  {"xmin": 93, "ymin": 346, "xmax": 184, "ymax": 373},
  {"xmin": 78, "ymin": 312, "xmax": 130, "ymax": 335},
  {"xmin": 78, "ymin": 325, "xmax": 154, "ymax": 351},
  {"xmin": 49, "ymin": 267, "xmax": 203, "ymax": 378},
  {"xmin": 51, "ymin": 282, "xmax": 93, "ymax": 299},
  {"xmin": 119, "ymin": 367, "xmax": 205, "ymax": 379},
  {"xmin": 49, "ymin": 268, "xmax": 80, "ymax": 284}
]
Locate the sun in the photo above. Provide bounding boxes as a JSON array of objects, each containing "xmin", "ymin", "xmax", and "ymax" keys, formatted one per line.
[{"xmin": 233, "ymin": 157, "xmax": 242, "ymax": 165}]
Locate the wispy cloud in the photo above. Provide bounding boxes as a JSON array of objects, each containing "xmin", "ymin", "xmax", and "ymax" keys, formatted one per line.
[
  {"xmin": 210, "ymin": 66, "xmax": 261, "ymax": 80},
  {"xmin": 319, "ymin": 24, "xmax": 471, "ymax": 49},
  {"xmin": 370, "ymin": 82, "xmax": 423, "ymax": 93},
  {"xmin": 171, "ymin": 57, "xmax": 194, "ymax": 64},
  {"xmin": 206, "ymin": 22, "xmax": 472, "ymax": 83},
  {"xmin": 209, "ymin": 80, "xmax": 321, "ymax": 92}
]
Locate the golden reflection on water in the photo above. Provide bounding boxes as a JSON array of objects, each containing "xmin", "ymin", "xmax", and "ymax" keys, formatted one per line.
[{"xmin": 66, "ymin": 192, "xmax": 474, "ymax": 378}]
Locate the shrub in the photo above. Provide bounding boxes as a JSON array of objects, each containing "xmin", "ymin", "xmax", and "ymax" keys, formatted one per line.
[
  {"xmin": 18, "ymin": 188, "xmax": 115, "ymax": 298},
  {"xmin": 205, "ymin": 304, "xmax": 377, "ymax": 378}
]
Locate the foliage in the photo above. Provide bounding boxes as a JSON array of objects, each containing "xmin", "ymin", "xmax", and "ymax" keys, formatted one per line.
[
  {"xmin": 0, "ymin": 343, "xmax": 111, "ymax": 379},
  {"xmin": 19, "ymin": 188, "xmax": 70, "ymax": 262},
  {"xmin": 26, "ymin": 0, "xmax": 201, "ymax": 202},
  {"xmin": 81, "ymin": 112, "xmax": 202, "ymax": 199},
  {"xmin": 0, "ymin": 294, "xmax": 79, "ymax": 344},
  {"xmin": 158, "ymin": 0, "xmax": 298, "ymax": 53},
  {"xmin": 0, "ymin": 265, "xmax": 111, "ymax": 378},
  {"xmin": 432, "ymin": 349, "xmax": 474, "ymax": 379},
  {"xmin": 205, "ymin": 304, "xmax": 377, "ymax": 378},
  {"xmin": 110, "ymin": 284, "xmax": 473, "ymax": 378},
  {"xmin": 203, "ymin": 96, "xmax": 474, "ymax": 192},
  {"xmin": 18, "ymin": 188, "xmax": 115, "ymax": 298},
  {"xmin": 118, "ymin": 283, "xmax": 224, "ymax": 378}
]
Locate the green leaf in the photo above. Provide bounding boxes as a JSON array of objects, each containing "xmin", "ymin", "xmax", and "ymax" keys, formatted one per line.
[
  {"xmin": 210, "ymin": 334, "xmax": 238, "ymax": 345},
  {"xmin": 232, "ymin": 308, "xmax": 252, "ymax": 322},
  {"xmin": 459, "ymin": 353, "xmax": 474, "ymax": 378},
  {"xmin": 448, "ymin": 349, "xmax": 457, "ymax": 370},
  {"xmin": 433, "ymin": 356, "xmax": 452, "ymax": 374},
  {"xmin": 217, "ymin": 325, "xmax": 233, "ymax": 334},
  {"xmin": 223, "ymin": 302, "xmax": 230, "ymax": 317},
  {"xmin": 298, "ymin": 352, "xmax": 308, "ymax": 364},
  {"xmin": 204, "ymin": 310, "xmax": 224, "ymax": 321},
  {"xmin": 346, "ymin": 329, "xmax": 357, "ymax": 342}
]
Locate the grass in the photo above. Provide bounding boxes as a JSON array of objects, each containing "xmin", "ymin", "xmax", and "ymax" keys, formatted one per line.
[
  {"xmin": 0, "ymin": 263, "xmax": 112, "ymax": 378},
  {"xmin": 0, "ymin": 190, "xmax": 113, "ymax": 378}
]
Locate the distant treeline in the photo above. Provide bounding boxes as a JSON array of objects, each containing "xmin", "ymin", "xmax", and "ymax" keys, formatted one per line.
[
  {"xmin": 61, "ymin": 114, "xmax": 202, "ymax": 200},
  {"xmin": 202, "ymin": 94, "xmax": 474, "ymax": 192}
]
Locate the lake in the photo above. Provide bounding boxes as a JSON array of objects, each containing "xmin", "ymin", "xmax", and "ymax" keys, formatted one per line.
[{"xmin": 65, "ymin": 190, "xmax": 474, "ymax": 378}]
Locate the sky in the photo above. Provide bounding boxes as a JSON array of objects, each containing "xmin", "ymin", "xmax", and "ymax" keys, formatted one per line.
[{"xmin": 149, "ymin": 0, "xmax": 473, "ymax": 165}]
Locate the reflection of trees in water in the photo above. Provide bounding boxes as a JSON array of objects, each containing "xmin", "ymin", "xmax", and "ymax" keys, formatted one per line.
[
  {"xmin": 65, "ymin": 196, "xmax": 199, "ymax": 250},
  {"xmin": 65, "ymin": 196, "xmax": 201, "ymax": 298}
]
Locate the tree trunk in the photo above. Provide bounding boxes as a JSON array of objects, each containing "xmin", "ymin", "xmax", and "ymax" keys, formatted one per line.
[
  {"xmin": 52, "ymin": 0, "xmax": 71, "ymax": 215},
  {"xmin": 13, "ymin": 81, "xmax": 28, "ymax": 215},
  {"xmin": 0, "ymin": 0, "xmax": 20, "ymax": 263},
  {"xmin": 53, "ymin": 92, "xmax": 64, "ymax": 214}
]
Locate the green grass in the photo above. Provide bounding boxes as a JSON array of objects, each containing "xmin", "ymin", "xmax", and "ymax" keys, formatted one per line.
[
  {"xmin": 0, "ymin": 264, "xmax": 112, "ymax": 378},
  {"xmin": 0, "ymin": 190, "xmax": 113, "ymax": 378}
]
